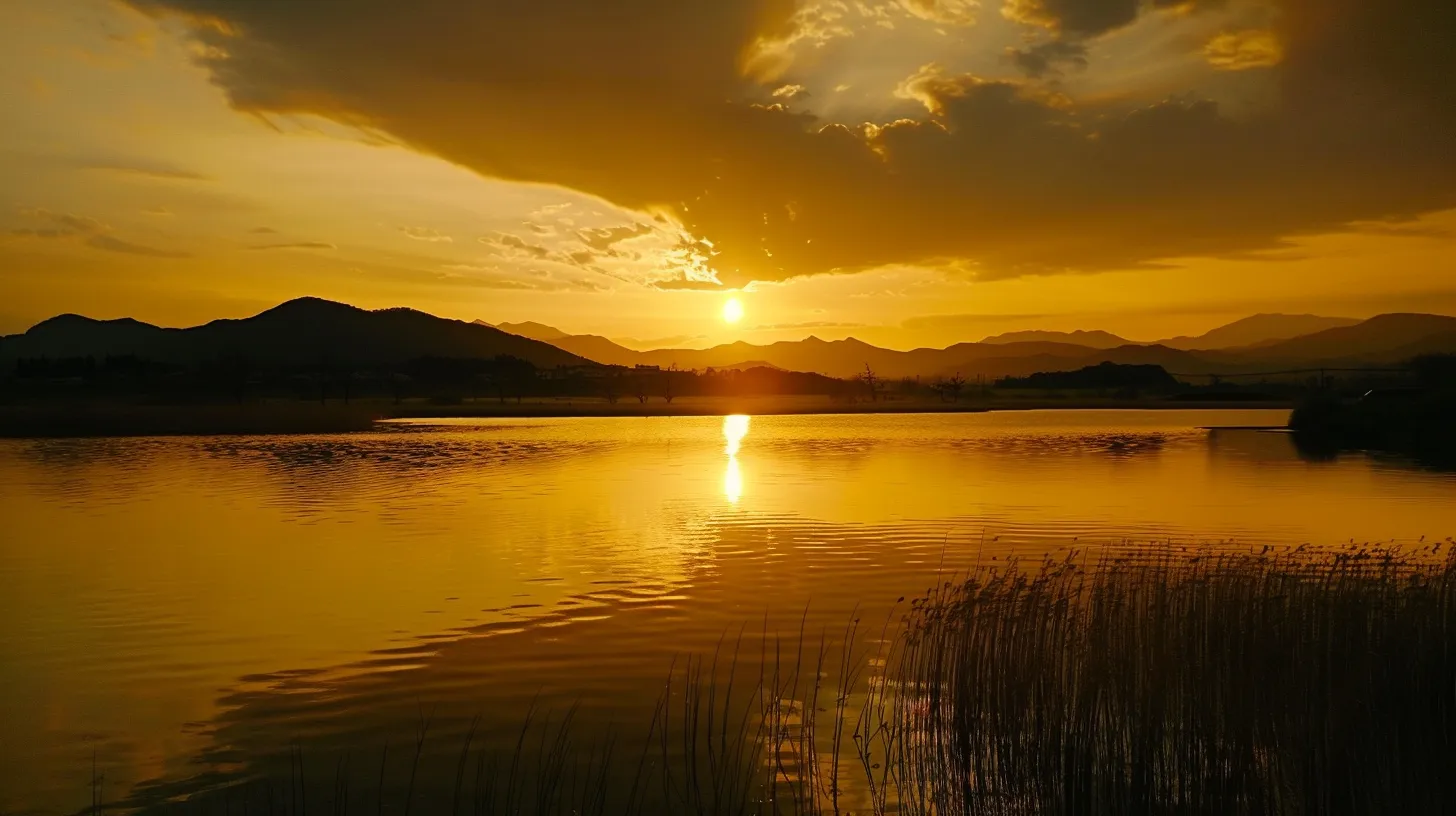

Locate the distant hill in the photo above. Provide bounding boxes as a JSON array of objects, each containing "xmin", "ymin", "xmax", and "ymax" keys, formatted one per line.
[
  {"xmin": 490, "ymin": 321, "xmax": 570, "ymax": 342},
  {"xmin": 1161, "ymin": 314, "xmax": 1361, "ymax": 350},
  {"xmin": 981, "ymin": 329, "xmax": 1130, "ymax": 349},
  {"xmin": 1248, "ymin": 314, "xmax": 1456, "ymax": 363},
  {"xmin": 999, "ymin": 362, "xmax": 1179, "ymax": 390},
  {"xmin": 551, "ymin": 335, "xmax": 649, "ymax": 367},
  {"xmin": 1, "ymin": 298, "xmax": 590, "ymax": 369}
]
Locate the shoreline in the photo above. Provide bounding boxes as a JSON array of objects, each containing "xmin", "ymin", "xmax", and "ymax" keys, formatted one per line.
[{"xmin": 0, "ymin": 396, "xmax": 1294, "ymax": 438}]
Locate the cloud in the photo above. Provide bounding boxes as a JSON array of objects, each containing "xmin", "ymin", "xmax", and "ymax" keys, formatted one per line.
[
  {"xmin": 899, "ymin": 0, "xmax": 979, "ymax": 25},
  {"xmin": 399, "ymin": 225, "xmax": 452, "ymax": 242},
  {"xmin": 128, "ymin": 0, "xmax": 1456, "ymax": 285},
  {"xmin": 85, "ymin": 234, "xmax": 191, "ymax": 258},
  {"xmin": 9, "ymin": 208, "xmax": 190, "ymax": 257},
  {"xmin": 1004, "ymin": 39, "xmax": 1089, "ymax": 78},
  {"xmin": 248, "ymin": 241, "xmax": 336, "ymax": 250},
  {"xmin": 144, "ymin": 206, "xmax": 173, "ymax": 216},
  {"xmin": 772, "ymin": 83, "xmax": 810, "ymax": 100},
  {"xmin": 576, "ymin": 223, "xmax": 653, "ymax": 254},
  {"xmin": 1002, "ymin": 0, "xmax": 1225, "ymax": 37},
  {"xmin": 482, "ymin": 233, "xmax": 553, "ymax": 260},
  {"xmin": 1001, "ymin": 0, "xmax": 1139, "ymax": 36},
  {"xmin": 1203, "ymin": 29, "xmax": 1283, "ymax": 71},
  {"xmin": 81, "ymin": 161, "xmax": 210, "ymax": 181},
  {"xmin": 652, "ymin": 277, "xmax": 726, "ymax": 291},
  {"xmin": 248, "ymin": 226, "xmax": 278, "ymax": 234},
  {"xmin": 16, "ymin": 208, "xmax": 106, "ymax": 235}
]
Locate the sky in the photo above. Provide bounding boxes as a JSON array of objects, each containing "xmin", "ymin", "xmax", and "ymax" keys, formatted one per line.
[{"xmin": 1, "ymin": 0, "xmax": 1453, "ymax": 350}]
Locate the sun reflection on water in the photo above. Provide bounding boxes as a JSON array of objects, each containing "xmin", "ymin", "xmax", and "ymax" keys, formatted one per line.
[{"xmin": 723, "ymin": 414, "xmax": 750, "ymax": 503}]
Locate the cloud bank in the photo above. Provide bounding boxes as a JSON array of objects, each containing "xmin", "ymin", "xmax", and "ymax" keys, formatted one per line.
[{"xmin": 127, "ymin": 0, "xmax": 1456, "ymax": 286}]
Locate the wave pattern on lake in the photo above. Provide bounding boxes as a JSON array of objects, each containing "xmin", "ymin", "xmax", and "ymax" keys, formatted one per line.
[{"xmin": 2, "ymin": 410, "xmax": 1455, "ymax": 813}]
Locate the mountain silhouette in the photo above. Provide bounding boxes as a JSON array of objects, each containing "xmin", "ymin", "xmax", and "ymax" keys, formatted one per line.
[
  {"xmin": 488, "ymin": 320, "xmax": 571, "ymax": 342},
  {"xmin": 485, "ymin": 314, "xmax": 1456, "ymax": 379},
  {"xmin": 1161, "ymin": 314, "xmax": 1361, "ymax": 350},
  {"xmin": 1, "ymin": 298, "xmax": 589, "ymax": 369},
  {"xmin": 11, "ymin": 302, "xmax": 1456, "ymax": 381},
  {"xmin": 1247, "ymin": 314, "xmax": 1456, "ymax": 363},
  {"xmin": 980, "ymin": 330, "xmax": 1130, "ymax": 349}
]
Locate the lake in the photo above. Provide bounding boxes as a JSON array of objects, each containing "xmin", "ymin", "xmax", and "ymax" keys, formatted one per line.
[{"xmin": 3, "ymin": 409, "xmax": 1455, "ymax": 814}]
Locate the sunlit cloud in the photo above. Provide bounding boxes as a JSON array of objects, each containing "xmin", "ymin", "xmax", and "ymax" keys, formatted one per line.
[
  {"xmin": 1203, "ymin": 29, "xmax": 1283, "ymax": 71},
  {"xmin": 398, "ymin": 225, "xmax": 452, "ymax": 242}
]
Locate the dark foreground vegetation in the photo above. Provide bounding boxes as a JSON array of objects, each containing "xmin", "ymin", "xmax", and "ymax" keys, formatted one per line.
[
  {"xmin": 109, "ymin": 544, "xmax": 1456, "ymax": 816},
  {"xmin": 1291, "ymin": 353, "xmax": 1456, "ymax": 465},
  {"xmin": 0, "ymin": 354, "xmax": 1306, "ymax": 436}
]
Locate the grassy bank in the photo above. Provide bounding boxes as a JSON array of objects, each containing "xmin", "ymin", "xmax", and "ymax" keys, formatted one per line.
[
  {"xmin": 0, "ymin": 401, "xmax": 382, "ymax": 437},
  {"xmin": 0, "ymin": 394, "xmax": 1293, "ymax": 436},
  {"xmin": 108, "ymin": 544, "xmax": 1455, "ymax": 815}
]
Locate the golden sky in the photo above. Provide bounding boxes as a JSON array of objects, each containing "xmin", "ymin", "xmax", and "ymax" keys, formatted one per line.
[{"xmin": 2, "ymin": 0, "xmax": 1453, "ymax": 349}]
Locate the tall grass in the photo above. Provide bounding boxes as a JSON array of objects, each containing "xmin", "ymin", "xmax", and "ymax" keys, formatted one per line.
[
  {"xmin": 892, "ymin": 544, "xmax": 1456, "ymax": 815},
  {"xmin": 109, "ymin": 544, "xmax": 1456, "ymax": 816}
]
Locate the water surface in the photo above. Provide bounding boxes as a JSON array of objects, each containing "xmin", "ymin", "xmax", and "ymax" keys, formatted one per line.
[{"xmin": 3, "ymin": 410, "xmax": 1454, "ymax": 813}]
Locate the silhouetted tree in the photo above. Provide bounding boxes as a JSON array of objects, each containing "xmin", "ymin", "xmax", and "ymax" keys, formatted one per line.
[
  {"xmin": 491, "ymin": 355, "xmax": 535, "ymax": 403},
  {"xmin": 946, "ymin": 373, "xmax": 966, "ymax": 403},
  {"xmin": 661, "ymin": 364, "xmax": 678, "ymax": 404},
  {"xmin": 858, "ymin": 363, "xmax": 881, "ymax": 402},
  {"xmin": 602, "ymin": 369, "xmax": 621, "ymax": 404}
]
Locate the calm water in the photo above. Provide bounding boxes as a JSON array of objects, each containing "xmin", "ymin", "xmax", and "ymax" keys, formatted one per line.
[{"xmin": 3, "ymin": 410, "xmax": 1455, "ymax": 813}]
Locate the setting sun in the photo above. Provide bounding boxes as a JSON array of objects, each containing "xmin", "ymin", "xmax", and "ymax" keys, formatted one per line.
[{"xmin": 722, "ymin": 297, "xmax": 744, "ymax": 324}]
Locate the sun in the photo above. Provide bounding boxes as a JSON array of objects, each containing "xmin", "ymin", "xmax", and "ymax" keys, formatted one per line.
[{"xmin": 722, "ymin": 297, "xmax": 744, "ymax": 324}]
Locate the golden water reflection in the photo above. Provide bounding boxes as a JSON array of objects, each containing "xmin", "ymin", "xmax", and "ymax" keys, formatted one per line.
[{"xmin": 723, "ymin": 414, "xmax": 750, "ymax": 504}]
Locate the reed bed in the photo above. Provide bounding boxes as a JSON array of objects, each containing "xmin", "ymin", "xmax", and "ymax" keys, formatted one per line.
[
  {"xmin": 890, "ymin": 543, "xmax": 1456, "ymax": 815},
  {"xmin": 109, "ymin": 543, "xmax": 1456, "ymax": 816}
]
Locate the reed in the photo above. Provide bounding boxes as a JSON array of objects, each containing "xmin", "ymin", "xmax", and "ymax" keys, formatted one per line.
[
  {"xmin": 893, "ymin": 543, "xmax": 1456, "ymax": 815},
  {"xmin": 106, "ymin": 543, "xmax": 1456, "ymax": 815}
]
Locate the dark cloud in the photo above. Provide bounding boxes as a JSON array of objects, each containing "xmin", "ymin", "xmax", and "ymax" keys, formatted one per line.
[
  {"xmin": 1004, "ymin": 0, "xmax": 1229, "ymax": 37},
  {"xmin": 128, "ymin": 0, "xmax": 1456, "ymax": 285},
  {"xmin": 1002, "ymin": 0, "xmax": 1139, "ymax": 36},
  {"xmin": 85, "ymin": 234, "xmax": 192, "ymax": 258},
  {"xmin": 248, "ymin": 226, "xmax": 278, "ymax": 234},
  {"xmin": 1005, "ymin": 40, "xmax": 1089, "ymax": 78}
]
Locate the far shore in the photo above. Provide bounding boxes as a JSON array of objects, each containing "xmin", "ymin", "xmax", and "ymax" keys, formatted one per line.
[{"xmin": 0, "ymin": 395, "xmax": 1294, "ymax": 438}]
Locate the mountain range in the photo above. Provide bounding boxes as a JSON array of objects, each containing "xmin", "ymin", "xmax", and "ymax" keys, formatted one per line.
[
  {"xmin": 476, "ymin": 312, "xmax": 1456, "ymax": 380},
  {"xmin": 4, "ymin": 299, "xmax": 1455, "ymax": 382},
  {"xmin": 0, "ymin": 298, "xmax": 588, "ymax": 370}
]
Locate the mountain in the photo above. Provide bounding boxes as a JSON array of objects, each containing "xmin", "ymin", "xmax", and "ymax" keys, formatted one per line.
[
  {"xmin": 12, "ymin": 302, "xmax": 1454, "ymax": 384},
  {"xmin": 550, "ymin": 335, "xmax": 649, "ymax": 367},
  {"xmin": 491, "ymin": 321, "xmax": 570, "ymax": 342},
  {"xmin": 981, "ymin": 329, "xmax": 1130, "ymax": 349},
  {"xmin": 1161, "ymin": 314, "xmax": 1361, "ymax": 350},
  {"xmin": 501, "ymin": 332, "xmax": 1168, "ymax": 381},
  {"xmin": 1246, "ymin": 314, "xmax": 1456, "ymax": 363},
  {"xmin": 1, "ymin": 298, "xmax": 590, "ymax": 369}
]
